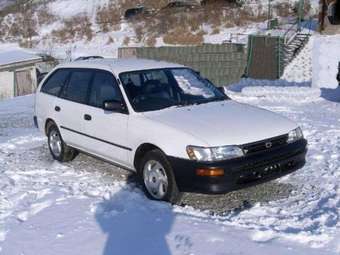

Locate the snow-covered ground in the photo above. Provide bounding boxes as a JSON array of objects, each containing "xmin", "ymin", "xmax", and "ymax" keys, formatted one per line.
[{"xmin": 1, "ymin": 72, "xmax": 340, "ymax": 254}]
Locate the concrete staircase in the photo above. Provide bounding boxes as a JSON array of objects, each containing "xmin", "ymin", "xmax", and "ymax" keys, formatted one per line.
[{"xmin": 283, "ymin": 32, "xmax": 311, "ymax": 67}]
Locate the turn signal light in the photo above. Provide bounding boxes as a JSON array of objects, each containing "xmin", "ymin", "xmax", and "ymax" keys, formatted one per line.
[{"xmin": 196, "ymin": 168, "xmax": 224, "ymax": 177}]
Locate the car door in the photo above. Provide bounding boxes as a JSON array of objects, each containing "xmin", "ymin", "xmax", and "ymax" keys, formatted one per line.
[
  {"xmin": 82, "ymin": 70, "xmax": 130, "ymax": 167},
  {"xmin": 36, "ymin": 68, "xmax": 71, "ymax": 134},
  {"xmin": 54, "ymin": 69, "xmax": 94, "ymax": 150}
]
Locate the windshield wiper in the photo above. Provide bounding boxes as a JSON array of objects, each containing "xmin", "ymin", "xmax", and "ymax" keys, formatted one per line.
[
  {"xmin": 193, "ymin": 97, "xmax": 226, "ymax": 106},
  {"xmin": 174, "ymin": 100, "xmax": 193, "ymax": 107},
  {"xmin": 173, "ymin": 97, "xmax": 226, "ymax": 108}
]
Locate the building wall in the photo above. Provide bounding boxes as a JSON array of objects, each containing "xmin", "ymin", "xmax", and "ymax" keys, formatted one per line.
[
  {"xmin": 118, "ymin": 44, "xmax": 248, "ymax": 86},
  {"xmin": 0, "ymin": 71, "xmax": 14, "ymax": 100},
  {"xmin": 14, "ymin": 67, "xmax": 38, "ymax": 97},
  {"xmin": 0, "ymin": 66, "xmax": 38, "ymax": 100},
  {"xmin": 312, "ymin": 35, "xmax": 340, "ymax": 88}
]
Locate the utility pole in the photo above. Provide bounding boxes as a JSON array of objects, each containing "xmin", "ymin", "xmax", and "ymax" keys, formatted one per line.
[
  {"xmin": 267, "ymin": 0, "xmax": 272, "ymax": 30},
  {"xmin": 298, "ymin": 0, "xmax": 305, "ymax": 30}
]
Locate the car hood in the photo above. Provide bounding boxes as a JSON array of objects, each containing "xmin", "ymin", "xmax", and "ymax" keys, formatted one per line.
[{"xmin": 143, "ymin": 100, "xmax": 298, "ymax": 146}]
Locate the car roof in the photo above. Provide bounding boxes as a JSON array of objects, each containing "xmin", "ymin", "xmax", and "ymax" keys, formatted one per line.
[{"xmin": 56, "ymin": 58, "xmax": 186, "ymax": 75}]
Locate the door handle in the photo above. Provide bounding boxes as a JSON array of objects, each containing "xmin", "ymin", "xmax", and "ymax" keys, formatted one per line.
[
  {"xmin": 84, "ymin": 114, "xmax": 92, "ymax": 121},
  {"xmin": 55, "ymin": 106, "xmax": 61, "ymax": 112}
]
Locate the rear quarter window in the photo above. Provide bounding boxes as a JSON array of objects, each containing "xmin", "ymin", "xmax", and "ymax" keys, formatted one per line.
[
  {"xmin": 60, "ymin": 70, "xmax": 93, "ymax": 104},
  {"xmin": 40, "ymin": 69, "xmax": 70, "ymax": 96}
]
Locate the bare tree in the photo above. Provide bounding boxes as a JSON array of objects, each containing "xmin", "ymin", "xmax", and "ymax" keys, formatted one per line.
[{"xmin": 15, "ymin": 0, "xmax": 37, "ymax": 47}]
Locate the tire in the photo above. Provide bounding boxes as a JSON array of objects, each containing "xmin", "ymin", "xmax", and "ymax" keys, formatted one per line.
[
  {"xmin": 47, "ymin": 123, "xmax": 78, "ymax": 162},
  {"xmin": 139, "ymin": 149, "xmax": 181, "ymax": 204}
]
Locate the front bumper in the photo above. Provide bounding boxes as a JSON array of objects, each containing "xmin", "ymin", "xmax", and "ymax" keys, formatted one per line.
[{"xmin": 168, "ymin": 139, "xmax": 307, "ymax": 194}]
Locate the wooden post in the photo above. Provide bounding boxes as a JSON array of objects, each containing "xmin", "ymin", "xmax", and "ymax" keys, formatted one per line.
[
  {"xmin": 319, "ymin": 0, "xmax": 327, "ymax": 32},
  {"xmin": 13, "ymin": 70, "xmax": 17, "ymax": 97}
]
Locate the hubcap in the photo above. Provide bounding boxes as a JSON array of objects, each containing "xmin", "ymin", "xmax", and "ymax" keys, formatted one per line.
[
  {"xmin": 143, "ymin": 160, "xmax": 168, "ymax": 200},
  {"xmin": 49, "ymin": 129, "xmax": 62, "ymax": 157}
]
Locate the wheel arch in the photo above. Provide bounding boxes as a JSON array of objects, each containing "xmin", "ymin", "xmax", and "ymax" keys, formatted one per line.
[
  {"xmin": 45, "ymin": 118, "xmax": 57, "ymax": 136},
  {"xmin": 133, "ymin": 143, "xmax": 165, "ymax": 172}
]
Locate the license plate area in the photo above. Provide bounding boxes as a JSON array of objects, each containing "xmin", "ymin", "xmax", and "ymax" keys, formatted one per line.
[{"xmin": 237, "ymin": 163, "xmax": 282, "ymax": 184}]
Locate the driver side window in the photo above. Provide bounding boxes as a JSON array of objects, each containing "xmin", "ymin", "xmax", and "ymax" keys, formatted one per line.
[{"xmin": 89, "ymin": 71, "xmax": 123, "ymax": 108}]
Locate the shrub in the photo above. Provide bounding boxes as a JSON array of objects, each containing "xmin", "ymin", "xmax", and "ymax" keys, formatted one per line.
[
  {"xmin": 107, "ymin": 36, "xmax": 115, "ymax": 44},
  {"xmin": 123, "ymin": 36, "xmax": 130, "ymax": 45},
  {"xmin": 274, "ymin": 3, "xmax": 292, "ymax": 17},
  {"xmin": 146, "ymin": 35, "xmax": 156, "ymax": 46},
  {"xmin": 96, "ymin": 3, "xmax": 121, "ymax": 32},
  {"xmin": 52, "ymin": 14, "xmax": 93, "ymax": 42},
  {"xmin": 37, "ymin": 6, "xmax": 57, "ymax": 26},
  {"xmin": 163, "ymin": 27, "xmax": 204, "ymax": 45}
]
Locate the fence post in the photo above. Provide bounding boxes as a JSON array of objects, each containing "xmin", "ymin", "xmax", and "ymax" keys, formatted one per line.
[
  {"xmin": 245, "ymin": 35, "xmax": 254, "ymax": 78},
  {"xmin": 298, "ymin": 0, "xmax": 305, "ymax": 30}
]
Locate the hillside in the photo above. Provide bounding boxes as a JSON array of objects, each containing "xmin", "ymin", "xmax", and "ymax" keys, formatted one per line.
[
  {"xmin": 0, "ymin": 0, "xmax": 14, "ymax": 9},
  {"xmin": 0, "ymin": 0, "xmax": 318, "ymax": 59}
]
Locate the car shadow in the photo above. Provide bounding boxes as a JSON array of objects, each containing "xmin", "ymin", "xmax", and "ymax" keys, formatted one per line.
[
  {"xmin": 95, "ymin": 175, "xmax": 174, "ymax": 255},
  {"xmin": 320, "ymin": 86, "xmax": 340, "ymax": 102}
]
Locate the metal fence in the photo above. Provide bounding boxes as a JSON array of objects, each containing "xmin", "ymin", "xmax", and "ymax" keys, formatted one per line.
[
  {"xmin": 245, "ymin": 35, "xmax": 285, "ymax": 80},
  {"xmin": 118, "ymin": 43, "xmax": 248, "ymax": 87}
]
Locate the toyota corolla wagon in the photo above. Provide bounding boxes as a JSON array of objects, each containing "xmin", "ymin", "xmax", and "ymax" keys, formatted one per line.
[{"xmin": 34, "ymin": 59, "xmax": 307, "ymax": 203}]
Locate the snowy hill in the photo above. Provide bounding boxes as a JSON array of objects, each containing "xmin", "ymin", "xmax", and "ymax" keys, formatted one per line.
[{"xmin": 0, "ymin": 0, "xmax": 319, "ymax": 59}]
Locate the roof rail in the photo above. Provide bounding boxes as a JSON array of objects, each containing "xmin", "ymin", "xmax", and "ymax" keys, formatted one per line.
[{"xmin": 74, "ymin": 56, "xmax": 104, "ymax": 61}]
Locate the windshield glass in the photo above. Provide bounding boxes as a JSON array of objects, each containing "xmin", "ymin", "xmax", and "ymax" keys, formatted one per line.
[{"xmin": 119, "ymin": 68, "xmax": 226, "ymax": 112}]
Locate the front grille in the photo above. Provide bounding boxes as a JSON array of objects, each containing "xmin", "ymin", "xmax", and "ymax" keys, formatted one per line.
[{"xmin": 241, "ymin": 134, "xmax": 288, "ymax": 155}]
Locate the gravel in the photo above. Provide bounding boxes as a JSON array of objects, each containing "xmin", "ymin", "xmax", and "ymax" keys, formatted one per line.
[
  {"xmin": 181, "ymin": 182, "xmax": 294, "ymax": 214},
  {"xmin": 70, "ymin": 152, "xmax": 295, "ymax": 215}
]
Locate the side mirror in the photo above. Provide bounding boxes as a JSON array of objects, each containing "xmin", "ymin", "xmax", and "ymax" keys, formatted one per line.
[
  {"xmin": 216, "ymin": 87, "xmax": 225, "ymax": 94},
  {"xmin": 103, "ymin": 100, "xmax": 127, "ymax": 113},
  {"xmin": 216, "ymin": 86, "xmax": 231, "ymax": 99}
]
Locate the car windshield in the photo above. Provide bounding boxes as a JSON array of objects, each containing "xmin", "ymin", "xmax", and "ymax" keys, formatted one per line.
[{"xmin": 119, "ymin": 68, "xmax": 226, "ymax": 112}]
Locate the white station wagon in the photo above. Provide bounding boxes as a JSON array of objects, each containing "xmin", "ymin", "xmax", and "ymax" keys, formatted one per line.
[{"xmin": 34, "ymin": 59, "xmax": 307, "ymax": 203}]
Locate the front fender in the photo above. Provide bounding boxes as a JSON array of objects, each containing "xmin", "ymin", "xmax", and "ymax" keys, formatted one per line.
[{"xmin": 128, "ymin": 116, "xmax": 209, "ymax": 164}]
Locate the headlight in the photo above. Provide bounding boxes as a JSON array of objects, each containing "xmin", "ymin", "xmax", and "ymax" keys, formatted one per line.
[
  {"xmin": 287, "ymin": 127, "xmax": 304, "ymax": 143},
  {"xmin": 187, "ymin": 145, "xmax": 244, "ymax": 162}
]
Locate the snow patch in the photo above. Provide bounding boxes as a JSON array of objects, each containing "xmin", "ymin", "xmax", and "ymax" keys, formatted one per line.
[
  {"xmin": 226, "ymin": 79, "xmax": 320, "ymax": 103},
  {"xmin": 251, "ymin": 230, "xmax": 277, "ymax": 242}
]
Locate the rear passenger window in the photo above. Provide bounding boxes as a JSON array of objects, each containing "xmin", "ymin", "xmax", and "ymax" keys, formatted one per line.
[
  {"xmin": 62, "ymin": 70, "xmax": 93, "ymax": 104},
  {"xmin": 40, "ymin": 69, "xmax": 70, "ymax": 96},
  {"xmin": 89, "ymin": 71, "xmax": 122, "ymax": 108}
]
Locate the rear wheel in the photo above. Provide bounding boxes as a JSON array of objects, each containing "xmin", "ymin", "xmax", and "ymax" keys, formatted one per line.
[
  {"xmin": 139, "ymin": 149, "xmax": 181, "ymax": 204},
  {"xmin": 47, "ymin": 123, "xmax": 78, "ymax": 162}
]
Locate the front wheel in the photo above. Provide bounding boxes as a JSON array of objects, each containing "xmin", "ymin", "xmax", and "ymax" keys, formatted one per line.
[
  {"xmin": 47, "ymin": 123, "xmax": 78, "ymax": 162},
  {"xmin": 139, "ymin": 149, "xmax": 181, "ymax": 204}
]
